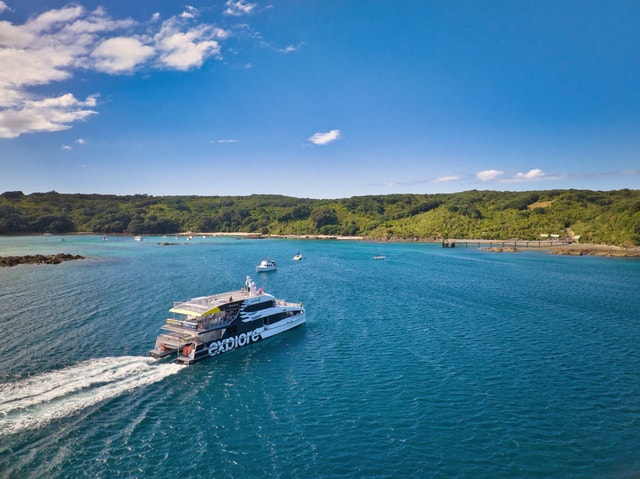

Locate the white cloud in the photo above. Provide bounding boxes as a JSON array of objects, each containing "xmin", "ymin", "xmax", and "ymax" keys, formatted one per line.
[
  {"xmin": 0, "ymin": 5, "xmax": 231, "ymax": 138},
  {"xmin": 279, "ymin": 44, "xmax": 300, "ymax": 53},
  {"xmin": 154, "ymin": 19, "xmax": 227, "ymax": 70},
  {"xmin": 75, "ymin": 138, "xmax": 86, "ymax": 145},
  {"xmin": 27, "ymin": 5, "xmax": 86, "ymax": 33},
  {"xmin": 475, "ymin": 167, "xmax": 556, "ymax": 183},
  {"xmin": 92, "ymin": 37, "xmax": 154, "ymax": 73},
  {"xmin": 433, "ymin": 175, "xmax": 459, "ymax": 183},
  {"xmin": 515, "ymin": 168, "xmax": 545, "ymax": 180},
  {"xmin": 180, "ymin": 6, "xmax": 199, "ymax": 20},
  {"xmin": 210, "ymin": 138, "xmax": 238, "ymax": 143},
  {"xmin": 0, "ymin": 6, "xmax": 97, "ymax": 91},
  {"xmin": 61, "ymin": 144, "xmax": 72, "ymax": 150},
  {"xmin": 476, "ymin": 169, "xmax": 504, "ymax": 182},
  {"xmin": 0, "ymin": 93, "xmax": 97, "ymax": 138},
  {"xmin": 308, "ymin": 129, "xmax": 341, "ymax": 145},
  {"xmin": 224, "ymin": 0, "xmax": 257, "ymax": 16}
]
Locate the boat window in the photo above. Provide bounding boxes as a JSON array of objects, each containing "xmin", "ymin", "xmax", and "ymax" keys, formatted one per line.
[
  {"xmin": 244, "ymin": 300, "xmax": 275, "ymax": 313},
  {"xmin": 264, "ymin": 312, "xmax": 285, "ymax": 325}
]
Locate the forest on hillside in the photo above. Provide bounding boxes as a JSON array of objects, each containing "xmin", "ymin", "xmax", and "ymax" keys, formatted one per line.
[{"xmin": 1, "ymin": 189, "xmax": 640, "ymax": 246}]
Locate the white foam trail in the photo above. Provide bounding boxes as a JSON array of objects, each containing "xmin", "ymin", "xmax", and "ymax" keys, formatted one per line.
[{"xmin": 0, "ymin": 356, "xmax": 183, "ymax": 435}]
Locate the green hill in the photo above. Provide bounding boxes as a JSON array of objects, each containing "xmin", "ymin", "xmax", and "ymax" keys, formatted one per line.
[{"xmin": 2, "ymin": 189, "xmax": 639, "ymax": 246}]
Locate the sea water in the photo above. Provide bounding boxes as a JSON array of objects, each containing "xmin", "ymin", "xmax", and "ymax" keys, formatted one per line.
[{"xmin": 0, "ymin": 235, "xmax": 639, "ymax": 478}]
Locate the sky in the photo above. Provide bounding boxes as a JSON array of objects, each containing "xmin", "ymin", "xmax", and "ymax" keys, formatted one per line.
[{"xmin": 0, "ymin": 0, "xmax": 639, "ymax": 199}]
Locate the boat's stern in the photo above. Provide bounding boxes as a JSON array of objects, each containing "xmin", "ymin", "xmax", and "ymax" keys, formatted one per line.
[
  {"xmin": 176, "ymin": 342, "xmax": 198, "ymax": 365},
  {"xmin": 149, "ymin": 334, "xmax": 194, "ymax": 361},
  {"xmin": 149, "ymin": 336, "xmax": 177, "ymax": 359},
  {"xmin": 149, "ymin": 347, "xmax": 174, "ymax": 359}
]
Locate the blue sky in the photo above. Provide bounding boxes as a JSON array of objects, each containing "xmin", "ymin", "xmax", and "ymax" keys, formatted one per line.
[{"xmin": 1, "ymin": 1, "xmax": 639, "ymax": 199}]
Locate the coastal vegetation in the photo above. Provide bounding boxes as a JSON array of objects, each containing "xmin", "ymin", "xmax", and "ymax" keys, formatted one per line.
[{"xmin": 1, "ymin": 189, "xmax": 639, "ymax": 246}]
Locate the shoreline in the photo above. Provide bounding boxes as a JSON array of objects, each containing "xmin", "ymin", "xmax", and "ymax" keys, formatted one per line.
[
  {"xmin": 478, "ymin": 243, "xmax": 640, "ymax": 257},
  {"xmin": 193, "ymin": 234, "xmax": 640, "ymax": 257},
  {"xmin": 3, "ymin": 233, "xmax": 639, "ymax": 257}
]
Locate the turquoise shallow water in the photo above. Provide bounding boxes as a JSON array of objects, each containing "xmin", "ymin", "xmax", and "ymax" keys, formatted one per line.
[{"xmin": 0, "ymin": 235, "xmax": 639, "ymax": 478}]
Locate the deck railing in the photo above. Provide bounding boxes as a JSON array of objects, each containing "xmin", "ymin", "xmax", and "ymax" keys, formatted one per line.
[{"xmin": 173, "ymin": 290, "xmax": 253, "ymax": 310}]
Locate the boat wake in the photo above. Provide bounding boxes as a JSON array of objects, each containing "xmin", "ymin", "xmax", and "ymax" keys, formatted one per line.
[{"xmin": 0, "ymin": 356, "xmax": 183, "ymax": 436}]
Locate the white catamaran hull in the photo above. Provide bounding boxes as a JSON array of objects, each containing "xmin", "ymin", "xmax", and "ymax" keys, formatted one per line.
[{"xmin": 260, "ymin": 312, "xmax": 306, "ymax": 339}]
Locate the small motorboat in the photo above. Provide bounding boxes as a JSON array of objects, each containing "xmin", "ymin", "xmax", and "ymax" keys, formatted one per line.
[{"xmin": 256, "ymin": 258, "xmax": 277, "ymax": 272}]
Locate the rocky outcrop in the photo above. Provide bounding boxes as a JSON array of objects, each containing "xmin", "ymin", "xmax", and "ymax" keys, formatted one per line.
[
  {"xmin": 550, "ymin": 245, "xmax": 640, "ymax": 257},
  {"xmin": 0, "ymin": 254, "xmax": 85, "ymax": 267}
]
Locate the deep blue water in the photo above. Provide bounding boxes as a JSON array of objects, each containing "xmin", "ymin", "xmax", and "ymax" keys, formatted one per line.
[{"xmin": 0, "ymin": 235, "xmax": 639, "ymax": 478}]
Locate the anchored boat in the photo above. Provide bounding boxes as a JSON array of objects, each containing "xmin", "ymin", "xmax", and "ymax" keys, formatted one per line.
[
  {"xmin": 256, "ymin": 258, "xmax": 277, "ymax": 272},
  {"xmin": 149, "ymin": 276, "xmax": 305, "ymax": 365}
]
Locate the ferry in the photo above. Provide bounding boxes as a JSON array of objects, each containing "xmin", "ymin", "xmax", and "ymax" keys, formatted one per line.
[{"xmin": 149, "ymin": 276, "xmax": 305, "ymax": 365}]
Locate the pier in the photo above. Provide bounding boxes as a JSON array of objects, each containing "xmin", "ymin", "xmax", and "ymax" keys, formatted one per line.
[{"xmin": 444, "ymin": 239, "xmax": 572, "ymax": 249}]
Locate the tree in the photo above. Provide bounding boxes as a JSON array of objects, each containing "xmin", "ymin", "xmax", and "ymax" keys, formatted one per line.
[
  {"xmin": 1, "ymin": 191, "xmax": 25, "ymax": 200},
  {"xmin": 311, "ymin": 207, "xmax": 338, "ymax": 229},
  {"xmin": 126, "ymin": 216, "xmax": 145, "ymax": 234}
]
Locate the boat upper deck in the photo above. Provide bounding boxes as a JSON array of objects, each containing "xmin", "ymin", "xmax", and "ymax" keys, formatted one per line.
[{"xmin": 170, "ymin": 289, "xmax": 254, "ymax": 316}]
